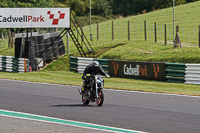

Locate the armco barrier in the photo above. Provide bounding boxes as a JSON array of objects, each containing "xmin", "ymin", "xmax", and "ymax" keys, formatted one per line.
[
  {"xmin": 185, "ymin": 64, "xmax": 200, "ymax": 85},
  {"xmin": 70, "ymin": 57, "xmax": 200, "ymax": 85},
  {"xmin": 0, "ymin": 55, "xmax": 29, "ymax": 73},
  {"xmin": 94, "ymin": 58, "xmax": 109, "ymax": 72},
  {"xmin": 69, "ymin": 56, "xmax": 109, "ymax": 74},
  {"xmin": 69, "ymin": 56, "xmax": 78, "ymax": 72},
  {"xmin": 77, "ymin": 57, "xmax": 94, "ymax": 73},
  {"xmin": 165, "ymin": 63, "xmax": 185, "ymax": 83}
]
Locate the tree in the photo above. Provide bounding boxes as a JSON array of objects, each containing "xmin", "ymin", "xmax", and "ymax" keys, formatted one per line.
[
  {"xmin": 186, "ymin": 0, "xmax": 198, "ymax": 2},
  {"xmin": 17, "ymin": 0, "xmax": 55, "ymax": 7},
  {"xmin": 110, "ymin": 0, "xmax": 135, "ymax": 16},
  {"xmin": 0, "ymin": 0, "xmax": 17, "ymax": 8},
  {"xmin": 92, "ymin": 0, "xmax": 112, "ymax": 17},
  {"xmin": 68, "ymin": 0, "xmax": 88, "ymax": 16}
]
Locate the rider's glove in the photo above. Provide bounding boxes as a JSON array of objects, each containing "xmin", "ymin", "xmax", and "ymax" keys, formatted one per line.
[
  {"xmin": 106, "ymin": 74, "xmax": 110, "ymax": 78},
  {"xmin": 82, "ymin": 76, "xmax": 86, "ymax": 79}
]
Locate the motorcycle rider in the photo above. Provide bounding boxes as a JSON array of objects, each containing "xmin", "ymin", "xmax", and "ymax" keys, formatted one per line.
[{"xmin": 81, "ymin": 61, "xmax": 110, "ymax": 94}]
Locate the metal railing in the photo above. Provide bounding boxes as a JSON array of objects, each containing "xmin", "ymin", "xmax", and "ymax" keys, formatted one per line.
[{"xmin": 0, "ymin": 55, "xmax": 29, "ymax": 73}]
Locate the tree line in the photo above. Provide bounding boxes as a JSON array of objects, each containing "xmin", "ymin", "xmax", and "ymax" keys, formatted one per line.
[
  {"xmin": 110, "ymin": 0, "xmax": 199, "ymax": 16},
  {"xmin": 0, "ymin": 0, "xmax": 199, "ymax": 17},
  {"xmin": 0, "ymin": 0, "xmax": 198, "ymax": 47},
  {"xmin": 56, "ymin": 0, "xmax": 199, "ymax": 17},
  {"xmin": 0, "ymin": 0, "xmax": 198, "ymax": 33}
]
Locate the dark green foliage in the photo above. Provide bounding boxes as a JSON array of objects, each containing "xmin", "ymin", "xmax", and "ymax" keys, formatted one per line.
[
  {"xmin": 0, "ymin": 0, "xmax": 55, "ymax": 8},
  {"xmin": 186, "ymin": 0, "xmax": 199, "ymax": 2},
  {"xmin": 0, "ymin": 0, "xmax": 198, "ymax": 17},
  {"xmin": 110, "ymin": 0, "xmax": 189, "ymax": 16},
  {"xmin": 92, "ymin": 0, "xmax": 112, "ymax": 18},
  {"xmin": 68, "ymin": 0, "xmax": 87, "ymax": 16}
]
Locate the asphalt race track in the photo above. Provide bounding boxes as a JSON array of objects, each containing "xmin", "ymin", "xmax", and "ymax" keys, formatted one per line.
[{"xmin": 0, "ymin": 79, "xmax": 200, "ymax": 133}]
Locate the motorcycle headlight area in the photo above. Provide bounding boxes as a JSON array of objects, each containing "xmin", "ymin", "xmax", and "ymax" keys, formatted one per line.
[
  {"xmin": 96, "ymin": 79, "xmax": 103, "ymax": 88},
  {"xmin": 97, "ymin": 82, "xmax": 103, "ymax": 88}
]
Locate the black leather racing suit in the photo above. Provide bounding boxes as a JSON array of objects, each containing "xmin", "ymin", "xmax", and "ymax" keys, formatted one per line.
[{"xmin": 82, "ymin": 64, "xmax": 107, "ymax": 90}]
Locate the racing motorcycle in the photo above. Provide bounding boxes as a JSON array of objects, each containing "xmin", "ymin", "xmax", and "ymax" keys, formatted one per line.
[{"xmin": 78, "ymin": 74, "xmax": 106, "ymax": 106}]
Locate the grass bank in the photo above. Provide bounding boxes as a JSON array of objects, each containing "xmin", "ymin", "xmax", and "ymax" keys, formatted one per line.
[
  {"xmin": 99, "ymin": 40, "xmax": 200, "ymax": 63},
  {"xmin": 68, "ymin": 1, "xmax": 200, "ymax": 63}
]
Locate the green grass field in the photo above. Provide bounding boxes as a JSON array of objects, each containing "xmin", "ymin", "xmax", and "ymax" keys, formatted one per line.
[
  {"xmin": 0, "ymin": 39, "xmax": 14, "ymax": 56},
  {"xmin": 69, "ymin": 1, "xmax": 200, "ymax": 63},
  {"xmin": 1, "ymin": 2, "xmax": 200, "ymax": 96},
  {"xmin": 83, "ymin": 1, "xmax": 200, "ymax": 45}
]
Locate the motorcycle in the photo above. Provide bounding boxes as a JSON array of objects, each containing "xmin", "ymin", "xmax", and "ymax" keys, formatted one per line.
[{"xmin": 78, "ymin": 74, "xmax": 107, "ymax": 106}]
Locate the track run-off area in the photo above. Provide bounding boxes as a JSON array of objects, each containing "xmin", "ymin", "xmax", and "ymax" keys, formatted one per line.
[{"xmin": 0, "ymin": 79, "xmax": 200, "ymax": 133}]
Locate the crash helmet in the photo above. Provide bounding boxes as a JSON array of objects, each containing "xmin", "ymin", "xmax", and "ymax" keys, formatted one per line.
[{"xmin": 91, "ymin": 61, "xmax": 100, "ymax": 68}]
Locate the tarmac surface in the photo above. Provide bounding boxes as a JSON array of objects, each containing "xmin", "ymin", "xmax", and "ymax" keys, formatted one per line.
[
  {"xmin": 0, "ymin": 79, "xmax": 200, "ymax": 133},
  {"xmin": 0, "ymin": 116, "xmax": 111, "ymax": 133}
]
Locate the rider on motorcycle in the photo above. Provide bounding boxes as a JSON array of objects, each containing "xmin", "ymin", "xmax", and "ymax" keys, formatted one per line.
[{"xmin": 81, "ymin": 61, "xmax": 110, "ymax": 94}]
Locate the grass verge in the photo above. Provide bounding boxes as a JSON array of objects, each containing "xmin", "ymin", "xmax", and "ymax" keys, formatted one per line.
[
  {"xmin": 99, "ymin": 40, "xmax": 200, "ymax": 63},
  {"xmin": 0, "ymin": 47, "xmax": 14, "ymax": 56},
  {"xmin": 0, "ymin": 71, "xmax": 200, "ymax": 96}
]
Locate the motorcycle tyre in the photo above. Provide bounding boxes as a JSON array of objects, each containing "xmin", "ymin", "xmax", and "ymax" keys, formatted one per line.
[
  {"xmin": 96, "ymin": 89, "xmax": 104, "ymax": 106},
  {"xmin": 82, "ymin": 95, "xmax": 90, "ymax": 105}
]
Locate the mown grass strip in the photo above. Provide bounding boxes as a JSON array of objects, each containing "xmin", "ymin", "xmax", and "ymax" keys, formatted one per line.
[{"xmin": 1, "ymin": 71, "xmax": 200, "ymax": 96}]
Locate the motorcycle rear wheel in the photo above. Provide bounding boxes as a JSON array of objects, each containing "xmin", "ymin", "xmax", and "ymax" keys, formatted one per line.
[
  {"xmin": 82, "ymin": 96, "xmax": 90, "ymax": 105},
  {"xmin": 96, "ymin": 89, "xmax": 104, "ymax": 106}
]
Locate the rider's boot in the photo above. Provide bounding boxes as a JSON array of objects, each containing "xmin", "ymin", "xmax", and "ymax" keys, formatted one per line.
[{"xmin": 81, "ymin": 86, "xmax": 85, "ymax": 95}]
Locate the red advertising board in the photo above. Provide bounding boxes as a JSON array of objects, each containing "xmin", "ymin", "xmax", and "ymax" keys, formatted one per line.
[{"xmin": 0, "ymin": 8, "xmax": 70, "ymax": 28}]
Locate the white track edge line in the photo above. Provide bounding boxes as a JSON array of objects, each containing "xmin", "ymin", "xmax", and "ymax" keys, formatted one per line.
[{"xmin": 0, "ymin": 109, "xmax": 147, "ymax": 133}]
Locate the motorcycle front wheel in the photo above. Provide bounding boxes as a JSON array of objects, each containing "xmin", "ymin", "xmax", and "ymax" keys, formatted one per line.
[
  {"xmin": 82, "ymin": 96, "xmax": 90, "ymax": 105},
  {"xmin": 96, "ymin": 89, "xmax": 104, "ymax": 106}
]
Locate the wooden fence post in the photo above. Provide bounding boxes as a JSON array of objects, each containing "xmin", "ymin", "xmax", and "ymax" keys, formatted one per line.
[
  {"xmin": 11, "ymin": 32, "xmax": 14, "ymax": 48},
  {"xmin": 112, "ymin": 21, "xmax": 114, "ymax": 41},
  {"xmin": 154, "ymin": 22, "xmax": 157, "ymax": 43},
  {"xmin": 128, "ymin": 21, "xmax": 130, "ymax": 41},
  {"xmin": 165, "ymin": 24, "xmax": 167, "ymax": 45},
  {"xmin": 175, "ymin": 25, "xmax": 182, "ymax": 48},
  {"xmin": 199, "ymin": 25, "xmax": 200, "ymax": 48},
  {"xmin": 8, "ymin": 29, "xmax": 12, "ymax": 48},
  {"xmin": 97, "ymin": 22, "xmax": 99, "ymax": 41},
  {"xmin": 144, "ymin": 20, "xmax": 147, "ymax": 41}
]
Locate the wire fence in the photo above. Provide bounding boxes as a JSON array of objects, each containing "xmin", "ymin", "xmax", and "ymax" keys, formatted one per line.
[
  {"xmin": 1, "ymin": 21, "xmax": 200, "ymax": 49},
  {"xmin": 75, "ymin": 20, "xmax": 200, "ymax": 48},
  {"xmin": 0, "ymin": 33, "xmax": 8, "ymax": 49}
]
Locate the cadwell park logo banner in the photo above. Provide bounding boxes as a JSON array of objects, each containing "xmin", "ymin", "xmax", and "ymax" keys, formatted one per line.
[
  {"xmin": 0, "ymin": 8, "xmax": 70, "ymax": 28},
  {"xmin": 109, "ymin": 60, "xmax": 166, "ymax": 81}
]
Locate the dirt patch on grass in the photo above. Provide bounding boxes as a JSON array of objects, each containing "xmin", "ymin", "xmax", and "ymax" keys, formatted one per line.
[{"xmin": 94, "ymin": 43, "xmax": 127, "ymax": 58}]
